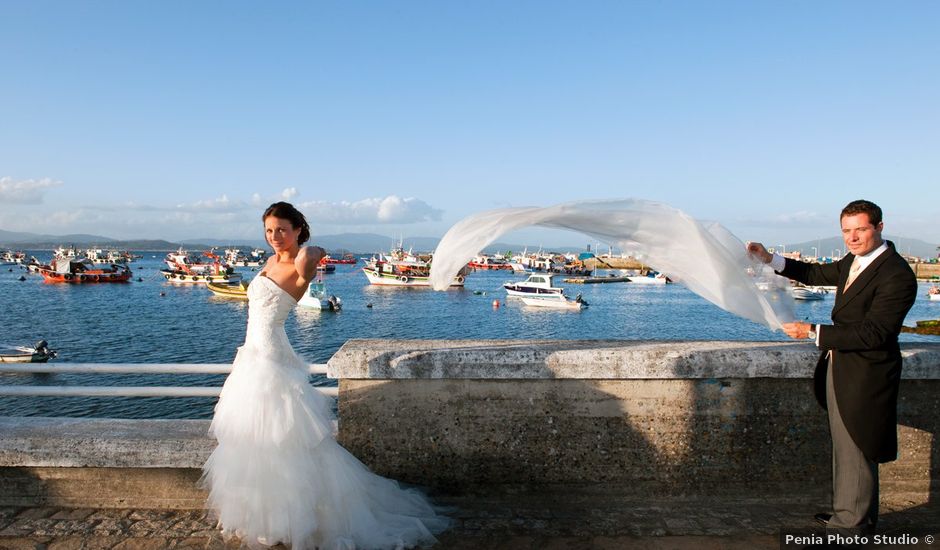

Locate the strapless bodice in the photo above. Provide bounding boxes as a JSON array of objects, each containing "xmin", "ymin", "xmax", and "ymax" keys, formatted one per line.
[{"xmin": 244, "ymin": 275, "xmax": 297, "ymax": 347}]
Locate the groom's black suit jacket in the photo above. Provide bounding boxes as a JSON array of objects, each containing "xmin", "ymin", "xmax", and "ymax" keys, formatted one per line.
[{"xmin": 778, "ymin": 241, "xmax": 917, "ymax": 463}]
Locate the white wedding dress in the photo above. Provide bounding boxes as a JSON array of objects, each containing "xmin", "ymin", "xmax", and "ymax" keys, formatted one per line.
[{"xmin": 202, "ymin": 275, "xmax": 450, "ymax": 549}]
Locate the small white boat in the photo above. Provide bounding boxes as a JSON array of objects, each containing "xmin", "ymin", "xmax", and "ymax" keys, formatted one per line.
[
  {"xmin": 298, "ymin": 281, "xmax": 342, "ymax": 311},
  {"xmin": 792, "ymin": 286, "xmax": 825, "ymax": 301},
  {"xmin": 503, "ymin": 273, "xmax": 565, "ymax": 298},
  {"xmin": 628, "ymin": 272, "xmax": 669, "ymax": 285},
  {"xmin": 520, "ymin": 293, "xmax": 588, "ymax": 310},
  {"xmin": 0, "ymin": 340, "xmax": 57, "ymax": 363}
]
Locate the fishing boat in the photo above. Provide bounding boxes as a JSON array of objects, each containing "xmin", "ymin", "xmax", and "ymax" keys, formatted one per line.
[
  {"xmin": 928, "ymin": 285, "xmax": 940, "ymax": 301},
  {"xmin": 161, "ymin": 248, "xmax": 241, "ymax": 284},
  {"xmin": 0, "ymin": 250, "xmax": 26, "ymax": 265},
  {"xmin": 298, "ymin": 280, "xmax": 342, "ymax": 311},
  {"xmin": 0, "ymin": 340, "xmax": 57, "ymax": 363},
  {"xmin": 503, "ymin": 273, "xmax": 565, "ymax": 298},
  {"xmin": 38, "ymin": 258, "xmax": 132, "ymax": 283},
  {"xmin": 468, "ymin": 255, "xmax": 512, "ymax": 270},
  {"xmin": 520, "ymin": 293, "xmax": 588, "ymax": 310},
  {"xmin": 362, "ymin": 243, "xmax": 468, "ymax": 287},
  {"xmin": 224, "ymin": 247, "xmax": 266, "ymax": 267},
  {"xmin": 206, "ymin": 281, "xmax": 249, "ymax": 300}
]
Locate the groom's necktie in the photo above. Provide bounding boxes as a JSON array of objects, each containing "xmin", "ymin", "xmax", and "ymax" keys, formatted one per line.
[{"xmin": 843, "ymin": 256, "xmax": 862, "ymax": 292}]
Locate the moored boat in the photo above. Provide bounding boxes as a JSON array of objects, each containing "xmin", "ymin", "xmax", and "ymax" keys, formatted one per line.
[
  {"xmin": 628, "ymin": 272, "xmax": 669, "ymax": 285},
  {"xmin": 207, "ymin": 281, "xmax": 249, "ymax": 300},
  {"xmin": 321, "ymin": 253, "xmax": 357, "ymax": 265},
  {"xmin": 38, "ymin": 259, "xmax": 132, "ymax": 283},
  {"xmin": 162, "ymin": 248, "xmax": 241, "ymax": 284},
  {"xmin": 468, "ymin": 255, "xmax": 512, "ymax": 270},
  {"xmin": 520, "ymin": 293, "xmax": 588, "ymax": 310},
  {"xmin": 362, "ymin": 242, "xmax": 468, "ymax": 287},
  {"xmin": 298, "ymin": 280, "xmax": 342, "ymax": 311},
  {"xmin": 0, "ymin": 250, "xmax": 27, "ymax": 265},
  {"xmin": 791, "ymin": 286, "xmax": 825, "ymax": 301},
  {"xmin": 928, "ymin": 285, "xmax": 940, "ymax": 301},
  {"xmin": 503, "ymin": 273, "xmax": 565, "ymax": 298}
]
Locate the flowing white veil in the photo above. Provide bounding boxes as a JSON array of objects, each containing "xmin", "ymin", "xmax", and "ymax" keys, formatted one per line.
[{"xmin": 429, "ymin": 199, "xmax": 793, "ymax": 331}]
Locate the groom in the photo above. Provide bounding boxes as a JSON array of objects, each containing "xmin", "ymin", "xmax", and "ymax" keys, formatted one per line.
[{"xmin": 748, "ymin": 199, "xmax": 917, "ymax": 532}]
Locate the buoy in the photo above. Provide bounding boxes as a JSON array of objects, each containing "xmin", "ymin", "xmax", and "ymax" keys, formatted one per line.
[
  {"xmin": 160, "ymin": 292, "xmax": 166, "ymax": 297},
  {"xmin": 18, "ymin": 276, "xmax": 26, "ymax": 281},
  {"xmin": 492, "ymin": 299, "xmax": 500, "ymax": 308},
  {"xmin": 366, "ymin": 303, "xmax": 373, "ymax": 308},
  {"xmin": 137, "ymin": 278, "xmax": 143, "ymax": 282}
]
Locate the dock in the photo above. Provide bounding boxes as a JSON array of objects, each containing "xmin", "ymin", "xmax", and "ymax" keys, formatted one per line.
[{"xmin": 563, "ymin": 275, "xmax": 631, "ymax": 284}]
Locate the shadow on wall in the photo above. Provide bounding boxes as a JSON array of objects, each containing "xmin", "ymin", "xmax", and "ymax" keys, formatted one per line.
[{"xmin": 336, "ymin": 340, "xmax": 845, "ymax": 501}]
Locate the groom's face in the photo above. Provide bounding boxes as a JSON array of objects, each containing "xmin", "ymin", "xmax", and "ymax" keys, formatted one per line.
[{"xmin": 841, "ymin": 213, "xmax": 884, "ymax": 257}]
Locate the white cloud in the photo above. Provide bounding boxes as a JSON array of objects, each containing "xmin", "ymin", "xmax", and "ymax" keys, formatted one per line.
[
  {"xmin": 281, "ymin": 187, "xmax": 298, "ymax": 200},
  {"xmin": 0, "ymin": 176, "xmax": 62, "ymax": 204},
  {"xmin": 299, "ymin": 195, "xmax": 443, "ymax": 225}
]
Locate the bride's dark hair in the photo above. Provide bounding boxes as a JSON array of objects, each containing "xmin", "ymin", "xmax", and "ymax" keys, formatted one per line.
[{"xmin": 262, "ymin": 202, "xmax": 311, "ymax": 245}]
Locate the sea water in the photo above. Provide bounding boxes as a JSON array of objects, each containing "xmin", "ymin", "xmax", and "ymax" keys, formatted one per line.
[{"xmin": 0, "ymin": 252, "xmax": 936, "ymax": 418}]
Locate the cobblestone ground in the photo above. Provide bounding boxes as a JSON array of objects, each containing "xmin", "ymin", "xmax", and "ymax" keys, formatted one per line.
[{"xmin": 0, "ymin": 495, "xmax": 937, "ymax": 549}]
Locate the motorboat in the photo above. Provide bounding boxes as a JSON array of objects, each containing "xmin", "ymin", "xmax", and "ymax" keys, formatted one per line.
[
  {"xmin": 298, "ymin": 280, "xmax": 342, "ymax": 311},
  {"xmin": 503, "ymin": 273, "xmax": 564, "ymax": 298},
  {"xmin": 791, "ymin": 286, "xmax": 825, "ymax": 301},
  {"xmin": 628, "ymin": 272, "xmax": 669, "ymax": 285},
  {"xmin": 38, "ymin": 258, "xmax": 132, "ymax": 283},
  {"xmin": 0, "ymin": 340, "xmax": 57, "ymax": 363},
  {"xmin": 520, "ymin": 293, "xmax": 588, "ymax": 310}
]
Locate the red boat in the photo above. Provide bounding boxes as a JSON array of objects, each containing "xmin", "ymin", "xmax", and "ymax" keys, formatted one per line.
[
  {"xmin": 321, "ymin": 253, "xmax": 358, "ymax": 265},
  {"xmin": 468, "ymin": 255, "xmax": 512, "ymax": 270},
  {"xmin": 38, "ymin": 259, "xmax": 132, "ymax": 284}
]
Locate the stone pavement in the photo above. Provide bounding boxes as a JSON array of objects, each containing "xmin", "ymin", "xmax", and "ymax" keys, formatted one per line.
[{"xmin": 1, "ymin": 493, "xmax": 938, "ymax": 549}]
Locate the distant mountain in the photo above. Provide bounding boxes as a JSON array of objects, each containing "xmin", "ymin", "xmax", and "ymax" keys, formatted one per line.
[
  {"xmin": 16, "ymin": 226, "xmax": 929, "ymax": 258},
  {"xmin": 785, "ymin": 235, "xmax": 938, "ymax": 259},
  {"xmin": 0, "ymin": 228, "xmax": 117, "ymax": 245}
]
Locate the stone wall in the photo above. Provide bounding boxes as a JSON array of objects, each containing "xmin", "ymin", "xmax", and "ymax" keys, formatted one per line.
[{"xmin": 329, "ymin": 340, "xmax": 940, "ymax": 502}]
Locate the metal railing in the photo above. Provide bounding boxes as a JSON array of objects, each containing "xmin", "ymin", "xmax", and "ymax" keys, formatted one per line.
[{"xmin": 0, "ymin": 363, "xmax": 336, "ymax": 397}]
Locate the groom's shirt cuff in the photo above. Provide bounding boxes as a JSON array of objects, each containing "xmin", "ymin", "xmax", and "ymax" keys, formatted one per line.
[{"xmin": 769, "ymin": 253, "xmax": 786, "ymax": 272}]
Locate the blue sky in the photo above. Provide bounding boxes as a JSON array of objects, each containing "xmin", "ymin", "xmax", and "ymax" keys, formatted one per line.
[{"xmin": 1, "ymin": 1, "xmax": 938, "ymax": 248}]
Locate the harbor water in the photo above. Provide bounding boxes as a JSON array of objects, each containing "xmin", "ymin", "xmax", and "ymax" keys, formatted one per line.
[{"xmin": 1, "ymin": 252, "xmax": 937, "ymax": 419}]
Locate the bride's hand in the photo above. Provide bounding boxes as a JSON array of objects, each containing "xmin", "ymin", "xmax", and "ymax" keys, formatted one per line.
[
  {"xmin": 295, "ymin": 246, "xmax": 326, "ymax": 279},
  {"xmin": 745, "ymin": 242, "xmax": 773, "ymax": 264}
]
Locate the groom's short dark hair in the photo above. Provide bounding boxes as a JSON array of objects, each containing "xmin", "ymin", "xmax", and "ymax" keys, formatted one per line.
[{"xmin": 841, "ymin": 200, "xmax": 882, "ymax": 226}]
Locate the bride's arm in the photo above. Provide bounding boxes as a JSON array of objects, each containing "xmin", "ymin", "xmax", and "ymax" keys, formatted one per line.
[{"xmin": 295, "ymin": 246, "xmax": 326, "ymax": 283}]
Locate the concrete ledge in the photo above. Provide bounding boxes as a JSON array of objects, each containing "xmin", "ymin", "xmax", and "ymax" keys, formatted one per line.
[
  {"xmin": 0, "ymin": 417, "xmax": 212, "ymax": 468},
  {"xmin": 327, "ymin": 339, "xmax": 940, "ymax": 379}
]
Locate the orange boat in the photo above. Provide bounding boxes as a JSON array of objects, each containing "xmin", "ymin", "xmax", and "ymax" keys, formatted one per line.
[{"xmin": 38, "ymin": 258, "xmax": 132, "ymax": 284}]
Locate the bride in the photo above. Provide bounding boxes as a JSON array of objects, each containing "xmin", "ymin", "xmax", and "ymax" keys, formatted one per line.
[{"xmin": 201, "ymin": 202, "xmax": 450, "ymax": 549}]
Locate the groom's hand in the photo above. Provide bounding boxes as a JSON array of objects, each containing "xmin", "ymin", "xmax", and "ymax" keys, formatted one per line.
[
  {"xmin": 782, "ymin": 322, "xmax": 814, "ymax": 340},
  {"xmin": 746, "ymin": 242, "xmax": 773, "ymax": 264}
]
